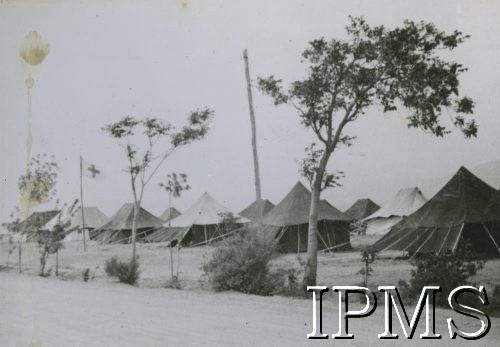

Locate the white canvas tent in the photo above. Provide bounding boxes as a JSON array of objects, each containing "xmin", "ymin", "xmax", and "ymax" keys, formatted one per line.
[
  {"xmin": 364, "ymin": 187, "xmax": 427, "ymax": 235},
  {"xmin": 43, "ymin": 206, "xmax": 109, "ymax": 242},
  {"xmin": 151, "ymin": 192, "xmax": 249, "ymax": 245}
]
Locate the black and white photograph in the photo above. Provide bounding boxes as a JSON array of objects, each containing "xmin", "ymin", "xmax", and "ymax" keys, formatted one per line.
[{"xmin": 0, "ymin": 0, "xmax": 499, "ymax": 346}]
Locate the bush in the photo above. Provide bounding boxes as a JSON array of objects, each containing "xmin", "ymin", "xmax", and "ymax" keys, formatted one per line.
[
  {"xmin": 399, "ymin": 245, "xmax": 485, "ymax": 307},
  {"xmin": 202, "ymin": 231, "xmax": 277, "ymax": 295},
  {"xmin": 82, "ymin": 268, "xmax": 90, "ymax": 282},
  {"xmin": 202, "ymin": 230, "xmax": 307, "ymax": 297},
  {"xmin": 105, "ymin": 257, "xmax": 140, "ymax": 285},
  {"xmin": 165, "ymin": 275, "xmax": 182, "ymax": 290},
  {"xmin": 271, "ymin": 265, "xmax": 303, "ymax": 297},
  {"xmin": 484, "ymin": 285, "xmax": 500, "ymax": 317}
]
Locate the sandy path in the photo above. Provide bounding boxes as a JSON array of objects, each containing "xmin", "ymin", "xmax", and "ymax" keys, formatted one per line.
[{"xmin": 0, "ymin": 272, "xmax": 498, "ymax": 347}]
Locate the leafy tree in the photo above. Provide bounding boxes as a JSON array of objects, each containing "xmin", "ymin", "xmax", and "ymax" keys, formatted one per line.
[
  {"xmin": 159, "ymin": 172, "xmax": 190, "ymax": 280},
  {"xmin": 37, "ymin": 199, "xmax": 79, "ymax": 276},
  {"xmin": 103, "ymin": 108, "xmax": 213, "ymax": 261},
  {"xmin": 15, "ymin": 154, "xmax": 59, "ymax": 272},
  {"xmin": 258, "ymin": 17, "xmax": 477, "ymax": 286},
  {"xmin": 159, "ymin": 172, "xmax": 190, "ymax": 226}
]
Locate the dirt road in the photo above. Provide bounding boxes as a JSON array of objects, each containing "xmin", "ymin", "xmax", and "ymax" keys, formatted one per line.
[{"xmin": 0, "ymin": 272, "xmax": 497, "ymax": 346}]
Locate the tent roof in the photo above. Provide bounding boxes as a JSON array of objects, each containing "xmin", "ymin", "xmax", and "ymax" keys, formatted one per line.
[
  {"xmin": 168, "ymin": 192, "xmax": 244, "ymax": 227},
  {"xmin": 19, "ymin": 210, "xmax": 60, "ymax": 232},
  {"xmin": 239, "ymin": 199, "xmax": 275, "ymax": 222},
  {"xmin": 96, "ymin": 203, "xmax": 163, "ymax": 231},
  {"xmin": 159, "ymin": 207, "xmax": 181, "ymax": 222},
  {"xmin": 44, "ymin": 206, "xmax": 108, "ymax": 231},
  {"xmin": 396, "ymin": 167, "xmax": 499, "ymax": 228},
  {"xmin": 344, "ymin": 198, "xmax": 380, "ymax": 220},
  {"xmin": 372, "ymin": 167, "xmax": 500, "ymax": 254},
  {"xmin": 262, "ymin": 181, "xmax": 349, "ymax": 227},
  {"xmin": 486, "ymin": 190, "xmax": 500, "ymax": 220},
  {"xmin": 365, "ymin": 187, "xmax": 427, "ymax": 220}
]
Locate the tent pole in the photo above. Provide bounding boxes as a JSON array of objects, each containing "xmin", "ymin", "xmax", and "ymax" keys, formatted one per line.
[
  {"xmin": 204, "ymin": 225, "xmax": 208, "ymax": 245},
  {"xmin": 438, "ymin": 226, "xmax": 454, "ymax": 255},
  {"xmin": 410, "ymin": 227, "xmax": 437, "ymax": 260},
  {"xmin": 79, "ymin": 156, "xmax": 87, "ymax": 252},
  {"xmin": 297, "ymin": 225, "xmax": 300, "ymax": 254},
  {"xmin": 452, "ymin": 224, "xmax": 465, "ymax": 253},
  {"xmin": 481, "ymin": 223, "xmax": 500, "ymax": 254}
]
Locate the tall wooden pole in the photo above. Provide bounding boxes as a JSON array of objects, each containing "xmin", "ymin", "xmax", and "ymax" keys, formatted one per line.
[
  {"xmin": 243, "ymin": 49, "xmax": 263, "ymax": 233},
  {"xmin": 79, "ymin": 156, "xmax": 87, "ymax": 252}
]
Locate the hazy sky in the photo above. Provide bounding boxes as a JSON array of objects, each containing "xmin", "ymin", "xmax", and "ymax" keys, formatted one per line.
[{"xmin": 1, "ymin": 0, "xmax": 499, "ymax": 221}]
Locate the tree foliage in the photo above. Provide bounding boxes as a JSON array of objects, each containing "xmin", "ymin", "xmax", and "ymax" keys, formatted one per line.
[
  {"xmin": 258, "ymin": 17, "xmax": 477, "ymax": 286},
  {"xmin": 19, "ymin": 154, "xmax": 59, "ymax": 210},
  {"xmin": 159, "ymin": 172, "xmax": 190, "ymax": 199},
  {"xmin": 102, "ymin": 108, "xmax": 214, "ymax": 259},
  {"xmin": 258, "ymin": 17, "xmax": 476, "ymax": 191}
]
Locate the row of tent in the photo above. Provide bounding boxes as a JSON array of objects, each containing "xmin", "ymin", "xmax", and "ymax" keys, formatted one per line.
[
  {"xmin": 344, "ymin": 167, "xmax": 500, "ymax": 257},
  {"xmin": 11, "ymin": 181, "xmax": 352, "ymax": 253},
  {"xmin": 9, "ymin": 166, "xmax": 500, "ymax": 257},
  {"xmin": 89, "ymin": 182, "xmax": 351, "ymax": 252}
]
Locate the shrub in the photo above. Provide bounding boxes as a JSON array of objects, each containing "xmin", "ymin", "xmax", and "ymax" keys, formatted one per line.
[
  {"xmin": 202, "ymin": 230, "xmax": 277, "ymax": 295},
  {"xmin": 82, "ymin": 268, "xmax": 90, "ymax": 282},
  {"xmin": 484, "ymin": 285, "xmax": 500, "ymax": 317},
  {"xmin": 271, "ymin": 265, "xmax": 303, "ymax": 297},
  {"xmin": 105, "ymin": 257, "xmax": 140, "ymax": 285},
  {"xmin": 165, "ymin": 275, "xmax": 182, "ymax": 290},
  {"xmin": 399, "ymin": 244, "xmax": 485, "ymax": 307}
]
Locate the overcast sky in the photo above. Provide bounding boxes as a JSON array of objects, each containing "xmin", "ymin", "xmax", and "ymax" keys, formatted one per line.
[{"xmin": 1, "ymin": 0, "xmax": 499, "ymax": 221}]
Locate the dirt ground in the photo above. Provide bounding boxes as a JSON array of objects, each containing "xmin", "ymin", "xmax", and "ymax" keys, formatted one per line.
[{"xmin": 0, "ymin": 239, "xmax": 499, "ymax": 346}]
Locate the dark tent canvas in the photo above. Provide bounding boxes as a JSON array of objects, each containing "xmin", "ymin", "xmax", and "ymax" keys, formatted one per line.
[
  {"xmin": 239, "ymin": 199, "xmax": 275, "ymax": 222},
  {"xmin": 159, "ymin": 207, "xmax": 181, "ymax": 222},
  {"xmin": 372, "ymin": 167, "xmax": 500, "ymax": 257},
  {"xmin": 344, "ymin": 198, "xmax": 380, "ymax": 220},
  {"xmin": 262, "ymin": 181, "xmax": 351, "ymax": 253},
  {"xmin": 91, "ymin": 203, "xmax": 163, "ymax": 244}
]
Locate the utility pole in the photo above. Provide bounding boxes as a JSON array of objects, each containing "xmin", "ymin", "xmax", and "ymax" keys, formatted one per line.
[{"xmin": 243, "ymin": 49, "xmax": 263, "ymax": 233}]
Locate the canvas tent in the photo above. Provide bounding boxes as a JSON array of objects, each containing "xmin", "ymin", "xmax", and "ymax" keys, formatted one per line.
[
  {"xmin": 159, "ymin": 207, "xmax": 181, "ymax": 222},
  {"xmin": 262, "ymin": 182, "xmax": 351, "ymax": 253},
  {"xmin": 149, "ymin": 192, "xmax": 247, "ymax": 245},
  {"xmin": 18, "ymin": 210, "xmax": 60, "ymax": 241},
  {"xmin": 43, "ymin": 206, "xmax": 108, "ymax": 242},
  {"xmin": 364, "ymin": 187, "xmax": 427, "ymax": 235},
  {"xmin": 344, "ymin": 198, "xmax": 380, "ymax": 220},
  {"xmin": 91, "ymin": 203, "xmax": 163, "ymax": 244},
  {"xmin": 372, "ymin": 167, "xmax": 500, "ymax": 257},
  {"xmin": 239, "ymin": 199, "xmax": 275, "ymax": 222}
]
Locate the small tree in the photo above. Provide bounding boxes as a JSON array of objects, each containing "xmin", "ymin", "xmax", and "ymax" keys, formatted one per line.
[
  {"xmin": 358, "ymin": 248, "xmax": 377, "ymax": 288},
  {"xmin": 37, "ymin": 199, "xmax": 78, "ymax": 276},
  {"xmin": 258, "ymin": 17, "xmax": 477, "ymax": 286},
  {"xmin": 159, "ymin": 172, "xmax": 190, "ymax": 281},
  {"xmin": 103, "ymin": 109, "xmax": 213, "ymax": 261},
  {"xmin": 17, "ymin": 154, "xmax": 59, "ymax": 272},
  {"xmin": 37, "ymin": 221, "xmax": 65, "ymax": 276},
  {"xmin": 1, "ymin": 207, "xmax": 21, "ymax": 266}
]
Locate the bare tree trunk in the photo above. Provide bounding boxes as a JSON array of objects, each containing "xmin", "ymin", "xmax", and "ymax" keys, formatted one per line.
[
  {"xmin": 39, "ymin": 251, "xmax": 46, "ymax": 276},
  {"xmin": 130, "ymin": 175, "xmax": 139, "ymax": 261},
  {"xmin": 18, "ymin": 240, "xmax": 22, "ymax": 273},
  {"xmin": 303, "ymin": 153, "xmax": 329, "ymax": 288},
  {"xmin": 243, "ymin": 49, "xmax": 264, "ymax": 233},
  {"xmin": 169, "ymin": 246, "xmax": 174, "ymax": 280},
  {"xmin": 176, "ymin": 246, "xmax": 180, "ymax": 277},
  {"xmin": 131, "ymin": 203, "xmax": 138, "ymax": 261},
  {"xmin": 56, "ymin": 250, "xmax": 59, "ymax": 277}
]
